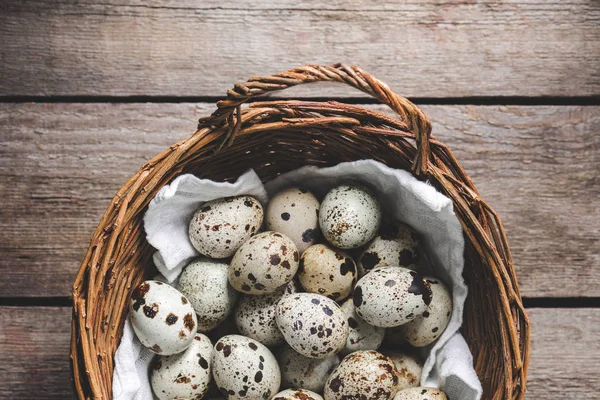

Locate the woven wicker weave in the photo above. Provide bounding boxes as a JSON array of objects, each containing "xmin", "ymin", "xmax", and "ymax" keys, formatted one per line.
[{"xmin": 71, "ymin": 64, "xmax": 530, "ymax": 400}]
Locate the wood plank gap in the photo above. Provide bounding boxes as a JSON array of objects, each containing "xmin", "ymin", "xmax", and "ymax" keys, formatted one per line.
[{"xmin": 0, "ymin": 96, "xmax": 599, "ymax": 106}]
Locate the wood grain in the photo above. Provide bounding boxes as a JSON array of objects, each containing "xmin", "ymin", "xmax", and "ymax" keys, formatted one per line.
[
  {"xmin": 1, "ymin": 0, "xmax": 599, "ymax": 98},
  {"xmin": 0, "ymin": 103, "xmax": 598, "ymax": 298},
  {"xmin": 0, "ymin": 306, "xmax": 596, "ymax": 399}
]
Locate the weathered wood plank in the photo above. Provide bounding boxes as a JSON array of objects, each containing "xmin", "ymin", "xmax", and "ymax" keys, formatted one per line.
[
  {"xmin": 1, "ymin": 0, "xmax": 599, "ymax": 97},
  {"xmin": 0, "ymin": 306, "xmax": 597, "ymax": 399},
  {"xmin": 0, "ymin": 103, "xmax": 597, "ymax": 298}
]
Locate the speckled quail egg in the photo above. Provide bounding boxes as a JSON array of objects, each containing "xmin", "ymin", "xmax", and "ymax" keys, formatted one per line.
[
  {"xmin": 319, "ymin": 185, "xmax": 382, "ymax": 249},
  {"xmin": 277, "ymin": 344, "xmax": 340, "ymax": 393},
  {"xmin": 353, "ymin": 266, "xmax": 432, "ymax": 328},
  {"xmin": 266, "ymin": 188, "xmax": 320, "ymax": 254},
  {"xmin": 394, "ymin": 387, "xmax": 447, "ymax": 400},
  {"xmin": 129, "ymin": 280, "xmax": 197, "ymax": 355},
  {"xmin": 385, "ymin": 352, "xmax": 422, "ymax": 390},
  {"xmin": 178, "ymin": 258, "xmax": 239, "ymax": 332},
  {"xmin": 234, "ymin": 280, "xmax": 298, "ymax": 346},
  {"xmin": 358, "ymin": 222, "xmax": 421, "ymax": 277},
  {"xmin": 272, "ymin": 388, "xmax": 323, "ymax": 400},
  {"xmin": 298, "ymin": 244, "xmax": 357, "ymax": 301},
  {"xmin": 150, "ymin": 333, "xmax": 213, "ymax": 400},
  {"xmin": 399, "ymin": 277, "xmax": 452, "ymax": 347},
  {"xmin": 189, "ymin": 195, "xmax": 263, "ymax": 258},
  {"xmin": 229, "ymin": 231, "xmax": 300, "ymax": 295},
  {"xmin": 212, "ymin": 335, "xmax": 281, "ymax": 399},
  {"xmin": 339, "ymin": 298, "xmax": 384, "ymax": 355},
  {"xmin": 276, "ymin": 293, "xmax": 348, "ymax": 359},
  {"xmin": 324, "ymin": 350, "xmax": 399, "ymax": 399}
]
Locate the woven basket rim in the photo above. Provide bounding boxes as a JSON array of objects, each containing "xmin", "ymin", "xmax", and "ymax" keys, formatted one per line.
[{"xmin": 70, "ymin": 63, "xmax": 530, "ymax": 400}]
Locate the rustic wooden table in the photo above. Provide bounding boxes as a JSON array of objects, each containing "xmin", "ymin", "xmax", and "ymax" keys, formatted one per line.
[{"xmin": 1, "ymin": 1, "xmax": 598, "ymax": 399}]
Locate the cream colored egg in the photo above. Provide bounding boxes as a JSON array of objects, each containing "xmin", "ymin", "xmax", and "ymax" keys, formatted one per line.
[
  {"xmin": 394, "ymin": 387, "xmax": 447, "ymax": 400},
  {"xmin": 229, "ymin": 231, "xmax": 299, "ymax": 295},
  {"xmin": 298, "ymin": 244, "xmax": 357, "ymax": 302},
  {"xmin": 399, "ymin": 277, "xmax": 452, "ymax": 347},
  {"xmin": 272, "ymin": 388, "xmax": 323, "ymax": 400},
  {"xmin": 277, "ymin": 344, "xmax": 340, "ymax": 393},
  {"xmin": 266, "ymin": 188, "xmax": 320, "ymax": 254},
  {"xmin": 340, "ymin": 298, "xmax": 384, "ymax": 355},
  {"xmin": 385, "ymin": 352, "xmax": 423, "ymax": 391},
  {"xmin": 189, "ymin": 195, "xmax": 263, "ymax": 258},
  {"xmin": 319, "ymin": 185, "xmax": 382, "ymax": 249}
]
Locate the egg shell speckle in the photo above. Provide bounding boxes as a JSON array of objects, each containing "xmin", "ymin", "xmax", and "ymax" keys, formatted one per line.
[
  {"xmin": 129, "ymin": 280, "xmax": 197, "ymax": 355},
  {"xmin": 150, "ymin": 333, "xmax": 213, "ymax": 400},
  {"xmin": 385, "ymin": 352, "xmax": 423, "ymax": 391},
  {"xmin": 353, "ymin": 266, "xmax": 432, "ymax": 328},
  {"xmin": 272, "ymin": 388, "xmax": 324, "ymax": 400},
  {"xmin": 178, "ymin": 258, "xmax": 239, "ymax": 332},
  {"xmin": 324, "ymin": 350, "xmax": 399, "ymax": 400},
  {"xmin": 266, "ymin": 188, "xmax": 320, "ymax": 254},
  {"xmin": 319, "ymin": 185, "xmax": 382, "ymax": 249},
  {"xmin": 298, "ymin": 244, "xmax": 357, "ymax": 301},
  {"xmin": 276, "ymin": 293, "xmax": 349, "ymax": 359},
  {"xmin": 277, "ymin": 344, "xmax": 340, "ymax": 393},
  {"xmin": 212, "ymin": 335, "xmax": 281, "ymax": 400},
  {"xmin": 229, "ymin": 231, "xmax": 300, "ymax": 295},
  {"xmin": 399, "ymin": 277, "xmax": 453, "ymax": 347},
  {"xmin": 393, "ymin": 387, "xmax": 448, "ymax": 400},
  {"xmin": 339, "ymin": 298, "xmax": 384, "ymax": 355},
  {"xmin": 358, "ymin": 222, "xmax": 421, "ymax": 277},
  {"xmin": 189, "ymin": 195, "xmax": 263, "ymax": 258},
  {"xmin": 234, "ymin": 280, "xmax": 298, "ymax": 346}
]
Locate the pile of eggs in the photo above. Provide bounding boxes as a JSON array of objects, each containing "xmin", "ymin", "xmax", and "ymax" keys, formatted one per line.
[{"xmin": 129, "ymin": 185, "xmax": 453, "ymax": 400}]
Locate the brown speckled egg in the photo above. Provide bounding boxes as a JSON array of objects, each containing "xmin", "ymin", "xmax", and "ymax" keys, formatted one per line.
[
  {"xmin": 340, "ymin": 298, "xmax": 384, "ymax": 355},
  {"xmin": 129, "ymin": 280, "xmax": 197, "ymax": 355},
  {"xmin": 394, "ymin": 387, "xmax": 447, "ymax": 400},
  {"xmin": 319, "ymin": 185, "xmax": 382, "ymax": 249},
  {"xmin": 266, "ymin": 188, "xmax": 320, "ymax": 254},
  {"xmin": 150, "ymin": 333, "xmax": 213, "ymax": 400},
  {"xmin": 178, "ymin": 258, "xmax": 238, "ymax": 332},
  {"xmin": 234, "ymin": 280, "xmax": 298, "ymax": 346},
  {"xmin": 298, "ymin": 244, "xmax": 357, "ymax": 301},
  {"xmin": 399, "ymin": 277, "xmax": 452, "ymax": 347},
  {"xmin": 272, "ymin": 388, "xmax": 323, "ymax": 400},
  {"xmin": 353, "ymin": 266, "xmax": 432, "ymax": 328},
  {"xmin": 276, "ymin": 293, "xmax": 348, "ymax": 359},
  {"xmin": 277, "ymin": 344, "xmax": 340, "ymax": 393},
  {"xmin": 385, "ymin": 352, "xmax": 422, "ymax": 391},
  {"xmin": 324, "ymin": 350, "xmax": 399, "ymax": 400},
  {"xmin": 358, "ymin": 222, "xmax": 421, "ymax": 277},
  {"xmin": 189, "ymin": 195, "xmax": 263, "ymax": 258},
  {"xmin": 212, "ymin": 335, "xmax": 281, "ymax": 399},
  {"xmin": 229, "ymin": 231, "xmax": 299, "ymax": 295}
]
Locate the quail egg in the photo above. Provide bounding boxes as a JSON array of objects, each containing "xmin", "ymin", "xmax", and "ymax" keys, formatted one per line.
[
  {"xmin": 358, "ymin": 222, "xmax": 421, "ymax": 277},
  {"xmin": 189, "ymin": 195, "xmax": 263, "ymax": 258},
  {"xmin": 129, "ymin": 280, "xmax": 197, "ymax": 355},
  {"xmin": 298, "ymin": 244, "xmax": 357, "ymax": 301},
  {"xmin": 353, "ymin": 266, "xmax": 432, "ymax": 327},
  {"xmin": 385, "ymin": 352, "xmax": 422, "ymax": 390},
  {"xmin": 150, "ymin": 333, "xmax": 213, "ymax": 400},
  {"xmin": 212, "ymin": 335, "xmax": 281, "ymax": 399},
  {"xmin": 324, "ymin": 350, "xmax": 399, "ymax": 399},
  {"xmin": 229, "ymin": 231, "xmax": 299, "ymax": 295},
  {"xmin": 266, "ymin": 187, "xmax": 320, "ymax": 254},
  {"xmin": 339, "ymin": 298, "xmax": 384, "ymax": 355},
  {"xmin": 319, "ymin": 185, "xmax": 382, "ymax": 249},
  {"xmin": 277, "ymin": 344, "xmax": 340, "ymax": 393},
  {"xmin": 272, "ymin": 388, "xmax": 323, "ymax": 400},
  {"xmin": 394, "ymin": 387, "xmax": 447, "ymax": 400},
  {"xmin": 399, "ymin": 277, "xmax": 452, "ymax": 347},
  {"xmin": 178, "ymin": 258, "xmax": 239, "ymax": 332},
  {"xmin": 234, "ymin": 280, "xmax": 298, "ymax": 346},
  {"xmin": 276, "ymin": 293, "xmax": 348, "ymax": 359}
]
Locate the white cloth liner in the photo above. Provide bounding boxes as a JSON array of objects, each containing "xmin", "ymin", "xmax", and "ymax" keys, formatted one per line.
[{"xmin": 113, "ymin": 160, "xmax": 482, "ymax": 400}]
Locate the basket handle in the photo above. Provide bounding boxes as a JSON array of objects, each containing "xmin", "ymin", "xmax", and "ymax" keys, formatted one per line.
[{"xmin": 198, "ymin": 63, "xmax": 432, "ymax": 175}]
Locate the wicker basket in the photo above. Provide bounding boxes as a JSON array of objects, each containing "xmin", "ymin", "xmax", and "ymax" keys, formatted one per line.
[{"xmin": 71, "ymin": 64, "xmax": 530, "ymax": 400}]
